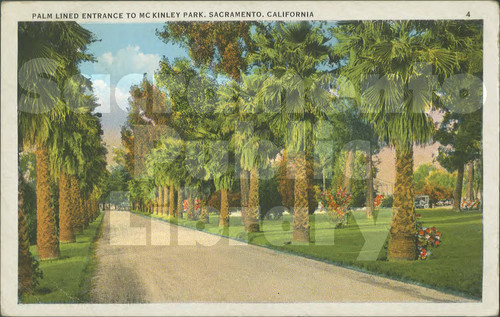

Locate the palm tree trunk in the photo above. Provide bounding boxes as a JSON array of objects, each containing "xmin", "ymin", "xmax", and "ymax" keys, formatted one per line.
[
  {"xmin": 19, "ymin": 177, "xmax": 35, "ymax": 294},
  {"xmin": 163, "ymin": 186, "xmax": 168, "ymax": 215},
  {"xmin": 90, "ymin": 197, "xmax": 98, "ymax": 222},
  {"xmin": 158, "ymin": 191, "xmax": 161, "ymax": 214},
  {"xmin": 177, "ymin": 187, "xmax": 183, "ymax": 219},
  {"xmin": 388, "ymin": 146, "xmax": 416, "ymax": 261},
  {"xmin": 70, "ymin": 176, "xmax": 83, "ymax": 234},
  {"xmin": 200, "ymin": 201, "xmax": 209, "ymax": 223},
  {"xmin": 322, "ymin": 170, "xmax": 326, "ymax": 193},
  {"xmin": 453, "ymin": 164, "xmax": 465, "ymax": 211},
  {"xmin": 187, "ymin": 192, "xmax": 194, "ymax": 220},
  {"xmin": 246, "ymin": 166, "xmax": 260, "ymax": 232},
  {"xmin": 292, "ymin": 154, "xmax": 309, "ymax": 241},
  {"xmin": 157, "ymin": 186, "xmax": 163, "ymax": 215},
  {"xmin": 169, "ymin": 184, "xmax": 175, "ymax": 217},
  {"xmin": 219, "ymin": 189, "xmax": 229, "ymax": 227},
  {"xmin": 365, "ymin": 152, "xmax": 374, "ymax": 219},
  {"xmin": 36, "ymin": 146, "xmax": 60, "ymax": 260},
  {"xmin": 59, "ymin": 170, "xmax": 75, "ymax": 243},
  {"xmin": 343, "ymin": 149, "xmax": 355, "ymax": 192},
  {"xmin": 277, "ymin": 149, "xmax": 295, "ymax": 209},
  {"xmin": 83, "ymin": 197, "xmax": 90, "ymax": 229},
  {"xmin": 467, "ymin": 161, "xmax": 474, "ymax": 200},
  {"xmin": 240, "ymin": 169, "xmax": 249, "ymax": 226}
]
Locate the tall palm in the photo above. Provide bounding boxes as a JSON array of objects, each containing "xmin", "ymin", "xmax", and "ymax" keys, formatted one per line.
[
  {"xmin": 218, "ymin": 74, "xmax": 275, "ymax": 232},
  {"xmin": 253, "ymin": 22, "xmax": 331, "ymax": 241},
  {"xmin": 19, "ymin": 22, "xmax": 95, "ymax": 259},
  {"xmin": 332, "ymin": 21, "xmax": 460, "ymax": 260}
]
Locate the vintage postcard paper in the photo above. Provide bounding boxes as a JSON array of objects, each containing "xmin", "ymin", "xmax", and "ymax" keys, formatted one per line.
[{"xmin": 1, "ymin": 1, "xmax": 499, "ymax": 316}]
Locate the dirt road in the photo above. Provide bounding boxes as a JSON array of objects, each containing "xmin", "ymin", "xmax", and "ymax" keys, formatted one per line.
[{"xmin": 90, "ymin": 211, "xmax": 470, "ymax": 303}]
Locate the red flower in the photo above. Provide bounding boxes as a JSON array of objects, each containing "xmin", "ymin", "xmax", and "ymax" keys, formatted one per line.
[
  {"xmin": 425, "ymin": 228, "xmax": 431, "ymax": 234},
  {"xmin": 434, "ymin": 240, "xmax": 440, "ymax": 246},
  {"xmin": 431, "ymin": 226, "xmax": 437, "ymax": 231},
  {"xmin": 418, "ymin": 230, "xmax": 424, "ymax": 235},
  {"xmin": 436, "ymin": 232, "xmax": 441, "ymax": 236}
]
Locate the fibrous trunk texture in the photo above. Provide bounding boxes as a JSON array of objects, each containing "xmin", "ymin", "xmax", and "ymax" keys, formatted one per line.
[
  {"xmin": 388, "ymin": 146, "xmax": 417, "ymax": 261},
  {"xmin": 200, "ymin": 202, "xmax": 209, "ymax": 223},
  {"xmin": 246, "ymin": 166, "xmax": 260, "ymax": 232},
  {"xmin": 177, "ymin": 187, "xmax": 183, "ymax": 218},
  {"xmin": 292, "ymin": 154, "xmax": 309, "ymax": 242},
  {"xmin": 36, "ymin": 146, "xmax": 60, "ymax": 260},
  {"xmin": 343, "ymin": 149, "xmax": 355, "ymax": 192},
  {"xmin": 83, "ymin": 197, "xmax": 90, "ymax": 229},
  {"xmin": 219, "ymin": 189, "xmax": 229, "ymax": 227},
  {"xmin": 59, "ymin": 171, "xmax": 75, "ymax": 243},
  {"xmin": 70, "ymin": 175, "xmax": 83, "ymax": 234},
  {"xmin": 163, "ymin": 186, "xmax": 169, "ymax": 215},
  {"xmin": 157, "ymin": 186, "xmax": 163, "ymax": 215},
  {"xmin": 453, "ymin": 164, "xmax": 465, "ymax": 211},
  {"xmin": 365, "ymin": 152, "xmax": 374, "ymax": 219},
  {"xmin": 187, "ymin": 192, "xmax": 194, "ymax": 220},
  {"xmin": 467, "ymin": 161, "xmax": 474, "ymax": 200},
  {"xmin": 19, "ymin": 178, "xmax": 35, "ymax": 294},
  {"xmin": 169, "ymin": 184, "xmax": 175, "ymax": 217},
  {"xmin": 240, "ymin": 169, "xmax": 249, "ymax": 226}
]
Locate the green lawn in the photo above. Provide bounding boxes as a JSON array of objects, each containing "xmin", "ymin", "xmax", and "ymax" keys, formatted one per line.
[
  {"xmin": 21, "ymin": 213, "xmax": 104, "ymax": 303},
  {"xmin": 136, "ymin": 208, "xmax": 483, "ymax": 299}
]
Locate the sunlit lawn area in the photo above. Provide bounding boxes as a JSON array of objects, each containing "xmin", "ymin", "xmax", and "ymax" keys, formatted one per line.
[
  {"xmin": 138, "ymin": 208, "xmax": 482, "ymax": 299},
  {"xmin": 22, "ymin": 213, "xmax": 104, "ymax": 303}
]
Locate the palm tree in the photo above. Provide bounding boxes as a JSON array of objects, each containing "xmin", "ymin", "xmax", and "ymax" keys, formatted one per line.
[
  {"xmin": 58, "ymin": 170, "xmax": 74, "ymax": 242},
  {"xmin": 18, "ymin": 22, "xmax": 95, "ymax": 259},
  {"xmin": 332, "ymin": 21, "xmax": 461, "ymax": 260},
  {"xmin": 163, "ymin": 186, "xmax": 169, "ymax": 216},
  {"xmin": 253, "ymin": 22, "xmax": 331, "ymax": 241},
  {"xmin": 218, "ymin": 73, "xmax": 283, "ymax": 232},
  {"xmin": 18, "ymin": 172, "xmax": 42, "ymax": 294}
]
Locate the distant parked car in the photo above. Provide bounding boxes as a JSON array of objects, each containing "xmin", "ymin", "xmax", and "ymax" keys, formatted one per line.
[{"xmin": 415, "ymin": 195, "xmax": 430, "ymax": 209}]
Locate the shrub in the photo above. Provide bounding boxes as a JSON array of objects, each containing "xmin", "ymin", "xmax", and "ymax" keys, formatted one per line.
[
  {"xmin": 415, "ymin": 214, "xmax": 442, "ymax": 260},
  {"xmin": 259, "ymin": 178, "xmax": 283, "ymax": 219},
  {"xmin": 318, "ymin": 187, "xmax": 352, "ymax": 228},
  {"xmin": 380, "ymin": 194, "xmax": 393, "ymax": 207}
]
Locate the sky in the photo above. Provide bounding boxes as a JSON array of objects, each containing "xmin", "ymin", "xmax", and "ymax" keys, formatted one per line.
[
  {"xmin": 77, "ymin": 22, "xmax": 441, "ymax": 189},
  {"xmin": 78, "ymin": 23, "xmax": 188, "ymax": 162}
]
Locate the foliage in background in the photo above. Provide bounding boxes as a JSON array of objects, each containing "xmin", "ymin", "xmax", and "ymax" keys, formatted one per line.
[{"xmin": 413, "ymin": 164, "xmax": 456, "ymax": 207}]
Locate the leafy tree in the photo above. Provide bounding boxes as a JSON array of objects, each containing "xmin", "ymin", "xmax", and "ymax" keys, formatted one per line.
[
  {"xmin": 332, "ymin": 21, "xmax": 462, "ymax": 260},
  {"xmin": 414, "ymin": 167, "xmax": 456, "ymax": 207},
  {"xmin": 436, "ymin": 110, "xmax": 481, "ymax": 210},
  {"xmin": 413, "ymin": 164, "xmax": 436, "ymax": 193},
  {"xmin": 157, "ymin": 22, "xmax": 255, "ymax": 80},
  {"xmin": 433, "ymin": 21, "xmax": 483, "ymax": 211},
  {"xmin": 253, "ymin": 22, "xmax": 332, "ymax": 241}
]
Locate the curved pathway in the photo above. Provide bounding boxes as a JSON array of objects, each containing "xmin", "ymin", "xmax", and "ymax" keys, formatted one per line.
[{"xmin": 90, "ymin": 211, "xmax": 471, "ymax": 303}]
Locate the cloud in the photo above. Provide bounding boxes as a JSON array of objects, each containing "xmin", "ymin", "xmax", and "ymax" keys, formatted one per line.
[
  {"xmin": 91, "ymin": 77, "xmax": 111, "ymax": 114},
  {"xmin": 87, "ymin": 46, "xmax": 162, "ymax": 161},
  {"xmin": 102, "ymin": 52, "xmax": 114, "ymax": 65},
  {"xmin": 94, "ymin": 45, "xmax": 160, "ymax": 84}
]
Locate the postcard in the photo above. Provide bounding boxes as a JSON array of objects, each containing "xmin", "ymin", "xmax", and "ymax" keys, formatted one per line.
[{"xmin": 1, "ymin": 1, "xmax": 498, "ymax": 316}]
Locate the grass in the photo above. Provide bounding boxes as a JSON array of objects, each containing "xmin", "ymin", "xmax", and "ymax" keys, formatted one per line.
[
  {"xmin": 21, "ymin": 213, "xmax": 104, "ymax": 303},
  {"xmin": 134, "ymin": 208, "xmax": 483, "ymax": 300}
]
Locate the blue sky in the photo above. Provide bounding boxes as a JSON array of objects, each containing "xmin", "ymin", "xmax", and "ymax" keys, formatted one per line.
[
  {"xmin": 78, "ymin": 23, "xmax": 188, "ymax": 157},
  {"xmin": 77, "ymin": 21, "xmax": 337, "ymax": 163}
]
